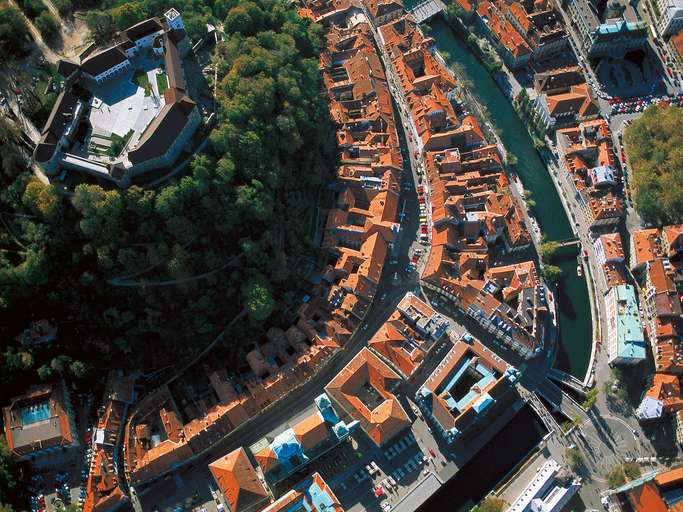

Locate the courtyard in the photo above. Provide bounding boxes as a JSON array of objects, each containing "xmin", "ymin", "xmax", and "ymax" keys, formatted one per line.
[{"xmin": 85, "ymin": 54, "xmax": 170, "ymax": 159}]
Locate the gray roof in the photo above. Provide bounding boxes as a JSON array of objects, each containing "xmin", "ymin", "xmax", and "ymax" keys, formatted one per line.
[
  {"xmin": 125, "ymin": 17, "xmax": 164, "ymax": 41},
  {"xmin": 80, "ymin": 46, "xmax": 128, "ymax": 77}
]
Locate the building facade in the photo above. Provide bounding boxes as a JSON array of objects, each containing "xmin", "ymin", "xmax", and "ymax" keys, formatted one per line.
[
  {"xmin": 656, "ymin": 0, "xmax": 683, "ymax": 36},
  {"xmin": 605, "ymin": 285, "xmax": 646, "ymax": 365}
]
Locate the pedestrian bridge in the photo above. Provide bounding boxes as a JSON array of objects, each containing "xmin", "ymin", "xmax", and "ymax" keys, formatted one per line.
[
  {"xmin": 547, "ymin": 368, "xmax": 587, "ymax": 395},
  {"xmin": 554, "ymin": 238, "xmax": 581, "ymax": 249},
  {"xmin": 409, "ymin": 0, "xmax": 446, "ymax": 23}
]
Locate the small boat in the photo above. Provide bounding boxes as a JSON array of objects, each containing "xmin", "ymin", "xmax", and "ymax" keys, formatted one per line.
[{"xmin": 577, "ymin": 264, "xmax": 583, "ymax": 278}]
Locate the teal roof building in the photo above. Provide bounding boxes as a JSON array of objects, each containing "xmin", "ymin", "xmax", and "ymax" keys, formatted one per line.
[{"xmin": 606, "ymin": 284, "xmax": 646, "ymax": 365}]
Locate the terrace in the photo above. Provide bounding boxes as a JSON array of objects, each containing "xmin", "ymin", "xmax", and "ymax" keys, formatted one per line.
[{"xmin": 81, "ymin": 55, "xmax": 169, "ymax": 161}]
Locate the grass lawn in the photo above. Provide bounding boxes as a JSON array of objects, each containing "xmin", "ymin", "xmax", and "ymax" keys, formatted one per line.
[
  {"xmin": 107, "ymin": 129, "xmax": 134, "ymax": 157},
  {"xmin": 156, "ymin": 72, "xmax": 169, "ymax": 96},
  {"xmin": 134, "ymin": 71, "xmax": 152, "ymax": 96}
]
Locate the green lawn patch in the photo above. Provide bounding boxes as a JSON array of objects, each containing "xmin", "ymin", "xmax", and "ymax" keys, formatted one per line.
[
  {"xmin": 107, "ymin": 129, "xmax": 134, "ymax": 157},
  {"xmin": 156, "ymin": 72, "xmax": 168, "ymax": 96},
  {"xmin": 134, "ymin": 70, "xmax": 151, "ymax": 96}
]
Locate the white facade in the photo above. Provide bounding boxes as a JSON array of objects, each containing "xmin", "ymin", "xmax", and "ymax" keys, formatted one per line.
[
  {"xmin": 90, "ymin": 59, "xmax": 131, "ymax": 84},
  {"xmin": 593, "ymin": 236, "xmax": 624, "ymax": 267},
  {"xmin": 656, "ymin": 0, "xmax": 683, "ymax": 36},
  {"xmin": 506, "ymin": 459, "xmax": 580, "ymax": 512}
]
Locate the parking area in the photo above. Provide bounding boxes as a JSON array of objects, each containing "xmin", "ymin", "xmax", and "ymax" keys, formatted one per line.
[
  {"xmin": 607, "ymin": 92, "xmax": 683, "ymax": 116},
  {"xmin": 296, "ymin": 425, "xmax": 441, "ymax": 512},
  {"xmin": 27, "ymin": 394, "xmax": 95, "ymax": 512}
]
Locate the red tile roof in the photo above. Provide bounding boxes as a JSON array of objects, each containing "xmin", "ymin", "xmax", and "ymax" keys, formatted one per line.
[
  {"xmin": 325, "ymin": 347, "xmax": 410, "ymax": 446},
  {"xmin": 209, "ymin": 448, "xmax": 269, "ymax": 512}
]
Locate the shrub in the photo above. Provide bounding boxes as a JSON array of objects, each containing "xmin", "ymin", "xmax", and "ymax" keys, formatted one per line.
[
  {"xmin": 19, "ymin": 0, "xmax": 46, "ymax": 19},
  {"xmin": 34, "ymin": 11, "xmax": 59, "ymax": 45},
  {"xmin": 52, "ymin": 0, "xmax": 72, "ymax": 15}
]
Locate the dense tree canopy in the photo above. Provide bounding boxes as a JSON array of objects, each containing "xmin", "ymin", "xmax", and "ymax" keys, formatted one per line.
[
  {"xmin": 0, "ymin": 439, "xmax": 28, "ymax": 509},
  {"xmin": 0, "ymin": 0, "xmax": 335, "ymax": 384},
  {"xmin": 623, "ymin": 105, "xmax": 683, "ymax": 224},
  {"xmin": 86, "ymin": 0, "xmax": 215, "ymax": 42},
  {"xmin": 0, "ymin": 6, "xmax": 30, "ymax": 60}
]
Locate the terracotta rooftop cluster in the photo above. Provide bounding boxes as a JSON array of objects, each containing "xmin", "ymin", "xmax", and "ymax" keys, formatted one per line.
[
  {"xmin": 630, "ymin": 225, "xmax": 683, "ymax": 421},
  {"xmin": 556, "ymin": 118, "xmax": 623, "ymax": 227},
  {"xmin": 315, "ymin": 20, "xmax": 404, "ymax": 327},
  {"xmin": 630, "ymin": 226, "xmax": 683, "ymax": 379},
  {"xmin": 378, "ymin": 13, "xmax": 545, "ymax": 358},
  {"xmin": 610, "ymin": 466, "xmax": 683, "ymax": 511},
  {"xmin": 475, "ymin": 0, "xmax": 566, "ymax": 67},
  {"xmin": 83, "ymin": 373, "xmax": 136, "ymax": 512},
  {"xmin": 210, "ymin": 443, "xmax": 343, "ymax": 512},
  {"xmin": 368, "ymin": 292, "xmax": 449, "ymax": 379},
  {"xmin": 122, "ymin": 325, "xmax": 338, "ymax": 484}
]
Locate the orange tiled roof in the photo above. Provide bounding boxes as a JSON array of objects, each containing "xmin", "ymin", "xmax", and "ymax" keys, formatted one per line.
[
  {"xmin": 648, "ymin": 259, "xmax": 676, "ymax": 294},
  {"xmin": 546, "ymin": 84, "xmax": 598, "ymax": 117},
  {"xmin": 209, "ymin": 448, "xmax": 269, "ymax": 512},
  {"xmin": 672, "ymin": 31, "xmax": 683, "ymax": 62},
  {"xmin": 254, "ymin": 446, "xmax": 279, "ymax": 474},
  {"xmin": 663, "ymin": 224, "xmax": 683, "ymax": 257},
  {"xmin": 655, "ymin": 466, "xmax": 683, "ymax": 487},
  {"xmin": 292, "ymin": 412, "xmax": 331, "ymax": 451},
  {"xmin": 325, "ymin": 347, "xmax": 410, "ymax": 446},
  {"xmin": 632, "ymin": 228, "xmax": 661, "ymax": 267},
  {"xmin": 599, "ymin": 232, "xmax": 624, "ymax": 261},
  {"xmin": 3, "ymin": 382, "xmax": 75, "ymax": 457},
  {"xmin": 628, "ymin": 481, "xmax": 668, "ymax": 512}
]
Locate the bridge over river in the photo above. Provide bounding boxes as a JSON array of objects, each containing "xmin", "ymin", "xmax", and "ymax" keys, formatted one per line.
[{"xmin": 408, "ymin": 0, "xmax": 446, "ymax": 22}]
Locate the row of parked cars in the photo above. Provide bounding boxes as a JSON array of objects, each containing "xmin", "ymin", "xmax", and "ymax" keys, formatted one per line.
[
  {"xmin": 609, "ymin": 93, "xmax": 683, "ymax": 115},
  {"xmin": 418, "ymin": 184, "xmax": 429, "ymax": 247}
]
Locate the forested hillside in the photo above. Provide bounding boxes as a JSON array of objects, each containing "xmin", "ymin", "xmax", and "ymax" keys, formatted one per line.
[
  {"xmin": 0, "ymin": 0, "xmax": 335, "ymax": 400},
  {"xmin": 623, "ymin": 105, "xmax": 683, "ymax": 224}
]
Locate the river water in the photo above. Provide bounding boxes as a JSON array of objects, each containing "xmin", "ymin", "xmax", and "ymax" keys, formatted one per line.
[{"xmin": 427, "ymin": 16, "xmax": 592, "ymax": 379}]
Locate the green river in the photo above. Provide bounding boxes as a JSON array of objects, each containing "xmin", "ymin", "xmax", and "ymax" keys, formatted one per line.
[{"xmin": 428, "ymin": 16, "xmax": 592, "ymax": 379}]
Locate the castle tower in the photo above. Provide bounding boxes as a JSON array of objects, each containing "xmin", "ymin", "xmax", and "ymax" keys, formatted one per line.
[{"xmin": 164, "ymin": 8, "xmax": 184, "ymax": 31}]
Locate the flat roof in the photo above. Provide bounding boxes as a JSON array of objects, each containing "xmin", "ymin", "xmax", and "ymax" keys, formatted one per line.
[
  {"xmin": 392, "ymin": 472, "xmax": 443, "ymax": 512},
  {"xmin": 611, "ymin": 285, "xmax": 646, "ymax": 360}
]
